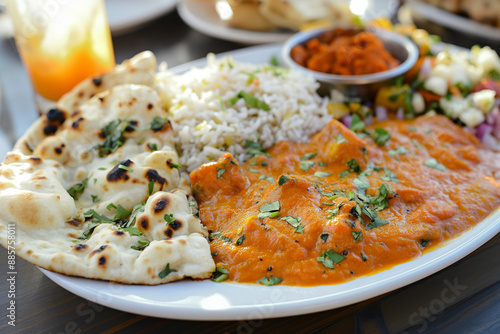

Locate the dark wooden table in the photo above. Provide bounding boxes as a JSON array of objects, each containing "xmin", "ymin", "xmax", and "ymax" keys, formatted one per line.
[{"xmin": 1, "ymin": 6, "xmax": 500, "ymax": 334}]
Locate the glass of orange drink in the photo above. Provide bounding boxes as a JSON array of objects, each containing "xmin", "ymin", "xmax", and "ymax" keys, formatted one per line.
[{"xmin": 6, "ymin": 0, "xmax": 115, "ymax": 112}]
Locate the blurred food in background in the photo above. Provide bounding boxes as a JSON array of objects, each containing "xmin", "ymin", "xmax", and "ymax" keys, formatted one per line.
[
  {"xmin": 417, "ymin": 0, "xmax": 500, "ymax": 28},
  {"xmin": 215, "ymin": 0, "xmax": 358, "ymax": 32}
]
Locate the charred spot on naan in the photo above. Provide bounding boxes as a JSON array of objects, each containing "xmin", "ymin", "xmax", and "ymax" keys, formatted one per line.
[{"xmin": 107, "ymin": 160, "xmax": 133, "ymax": 182}]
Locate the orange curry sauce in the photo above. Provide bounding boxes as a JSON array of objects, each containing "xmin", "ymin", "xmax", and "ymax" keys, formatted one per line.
[{"xmin": 190, "ymin": 115, "xmax": 500, "ymax": 286}]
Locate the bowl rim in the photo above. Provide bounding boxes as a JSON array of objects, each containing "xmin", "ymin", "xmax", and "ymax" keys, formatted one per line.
[{"xmin": 281, "ymin": 28, "xmax": 419, "ymax": 85}]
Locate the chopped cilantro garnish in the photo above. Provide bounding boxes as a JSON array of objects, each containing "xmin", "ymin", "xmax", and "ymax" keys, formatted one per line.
[
  {"xmin": 270, "ymin": 55, "xmax": 280, "ymax": 66},
  {"xmin": 248, "ymin": 168, "xmax": 260, "ymax": 173},
  {"xmin": 91, "ymin": 194, "xmax": 100, "ymax": 203},
  {"xmin": 258, "ymin": 275, "xmax": 282, "ymax": 286},
  {"xmin": 150, "ymin": 117, "xmax": 168, "ymax": 132},
  {"xmin": 352, "ymin": 230, "xmax": 363, "ymax": 241},
  {"xmin": 118, "ymin": 164, "xmax": 133, "ymax": 172},
  {"xmin": 158, "ymin": 263, "xmax": 177, "ymax": 279},
  {"xmin": 236, "ymin": 235, "xmax": 246, "ymax": 246},
  {"xmin": 314, "ymin": 171, "xmax": 332, "ymax": 178},
  {"xmin": 421, "ymin": 239, "xmax": 430, "ymax": 247},
  {"xmin": 131, "ymin": 239, "xmax": 150, "ymax": 251},
  {"xmin": 211, "ymin": 266, "xmax": 230, "ymax": 282},
  {"xmin": 216, "ymin": 168, "xmax": 226, "ymax": 179},
  {"xmin": 424, "ymin": 158, "xmax": 446, "ymax": 171},
  {"xmin": 280, "ymin": 216, "xmax": 304, "ymax": 233},
  {"xmin": 336, "ymin": 133, "xmax": 346, "ymax": 144},
  {"xmin": 339, "ymin": 170, "xmax": 350, "ymax": 178},
  {"xmin": 258, "ymin": 201, "xmax": 280, "ymax": 219},
  {"xmin": 372, "ymin": 128, "xmax": 391, "ymax": 146},
  {"xmin": 148, "ymin": 179, "xmax": 155, "ymax": 195},
  {"xmin": 67, "ymin": 178, "xmax": 88, "ymax": 200},
  {"xmin": 121, "ymin": 226, "xmax": 142, "ymax": 236},
  {"xmin": 299, "ymin": 160, "xmax": 315, "ymax": 171},
  {"xmin": 94, "ymin": 119, "xmax": 135, "ymax": 157},
  {"xmin": 317, "ymin": 249, "xmax": 346, "ymax": 269},
  {"xmin": 229, "ymin": 91, "xmax": 271, "ymax": 111},
  {"xmin": 380, "ymin": 168, "xmax": 398, "ymax": 183},
  {"xmin": 164, "ymin": 213, "xmax": 175, "ymax": 226},
  {"xmin": 388, "ymin": 146, "xmax": 408, "ymax": 156},
  {"xmin": 148, "ymin": 143, "xmax": 158, "ymax": 151},
  {"xmin": 244, "ymin": 139, "xmax": 269, "ymax": 157},
  {"xmin": 360, "ymin": 253, "xmax": 368, "ymax": 261},
  {"xmin": 320, "ymin": 233, "xmax": 329, "ymax": 243},
  {"xmin": 347, "ymin": 159, "xmax": 360, "ymax": 174},
  {"xmin": 350, "ymin": 114, "xmax": 365, "ymax": 132},
  {"xmin": 326, "ymin": 202, "xmax": 344, "ymax": 219},
  {"xmin": 301, "ymin": 152, "xmax": 318, "ymax": 160},
  {"xmin": 278, "ymin": 175, "xmax": 293, "ymax": 185},
  {"xmin": 211, "ymin": 231, "xmax": 232, "ymax": 243},
  {"xmin": 258, "ymin": 175, "xmax": 274, "ymax": 183},
  {"xmin": 114, "ymin": 205, "xmax": 131, "ymax": 221}
]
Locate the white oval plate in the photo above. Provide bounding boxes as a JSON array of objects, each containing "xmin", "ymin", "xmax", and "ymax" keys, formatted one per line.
[
  {"xmin": 406, "ymin": 0, "xmax": 500, "ymax": 42},
  {"xmin": 177, "ymin": 0, "xmax": 293, "ymax": 44},
  {"xmin": 106, "ymin": 0, "xmax": 179, "ymax": 35},
  {"xmin": 40, "ymin": 43, "xmax": 500, "ymax": 321}
]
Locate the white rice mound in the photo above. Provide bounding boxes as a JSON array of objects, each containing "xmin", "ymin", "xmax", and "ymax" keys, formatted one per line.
[{"xmin": 157, "ymin": 54, "xmax": 332, "ymax": 171}]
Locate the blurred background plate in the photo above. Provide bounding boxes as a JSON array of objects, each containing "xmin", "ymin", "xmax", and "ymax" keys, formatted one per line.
[
  {"xmin": 106, "ymin": 0, "xmax": 179, "ymax": 35},
  {"xmin": 177, "ymin": 0, "xmax": 293, "ymax": 44},
  {"xmin": 405, "ymin": 0, "xmax": 500, "ymax": 42}
]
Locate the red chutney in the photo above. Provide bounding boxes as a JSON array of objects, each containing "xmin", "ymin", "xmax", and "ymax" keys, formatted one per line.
[{"xmin": 190, "ymin": 115, "xmax": 500, "ymax": 286}]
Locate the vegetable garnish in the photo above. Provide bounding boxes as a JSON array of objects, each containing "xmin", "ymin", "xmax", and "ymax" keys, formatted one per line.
[
  {"xmin": 420, "ymin": 239, "xmax": 430, "ymax": 247},
  {"xmin": 320, "ymin": 233, "xmax": 329, "ymax": 243},
  {"xmin": 121, "ymin": 226, "xmax": 142, "ymax": 236},
  {"xmin": 299, "ymin": 160, "xmax": 315, "ymax": 171},
  {"xmin": 164, "ymin": 213, "xmax": 175, "ymax": 226},
  {"xmin": 424, "ymin": 158, "xmax": 446, "ymax": 171},
  {"xmin": 258, "ymin": 175, "xmax": 274, "ymax": 183},
  {"xmin": 258, "ymin": 275, "xmax": 283, "ymax": 286},
  {"xmin": 131, "ymin": 239, "xmax": 150, "ymax": 251},
  {"xmin": 150, "ymin": 116, "xmax": 169, "ymax": 132},
  {"xmin": 301, "ymin": 152, "xmax": 318, "ymax": 160},
  {"xmin": 258, "ymin": 201, "xmax": 280, "ymax": 219},
  {"xmin": 347, "ymin": 159, "xmax": 361, "ymax": 174},
  {"xmin": 314, "ymin": 171, "xmax": 332, "ymax": 178},
  {"xmin": 278, "ymin": 175, "xmax": 294, "ymax": 185},
  {"xmin": 388, "ymin": 146, "xmax": 408, "ymax": 157},
  {"xmin": 67, "ymin": 177, "xmax": 89, "ymax": 200},
  {"xmin": 236, "ymin": 235, "xmax": 246, "ymax": 246},
  {"xmin": 118, "ymin": 164, "xmax": 133, "ymax": 172},
  {"xmin": 211, "ymin": 231, "xmax": 232, "ymax": 243},
  {"xmin": 244, "ymin": 139, "xmax": 269, "ymax": 157},
  {"xmin": 148, "ymin": 179, "xmax": 155, "ymax": 195},
  {"xmin": 158, "ymin": 263, "xmax": 177, "ymax": 279},
  {"xmin": 114, "ymin": 205, "xmax": 131, "ymax": 221},
  {"xmin": 216, "ymin": 168, "xmax": 226, "ymax": 179},
  {"xmin": 317, "ymin": 250, "xmax": 346, "ymax": 269},
  {"xmin": 211, "ymin": 266, "xmax": 230, "ymax": 282},
  {"xmin": 95, "ymin": 119, "xmax": 136, "ymax": 157},
  {"xmin": 372, "ymin": 128, "xmax": 391, "ymax": 146},
  {"xmin": 326, "ymin": 202, "xmax": 345, "ymax": 219},
  {"xmin": 280, "ymin": 216, "xmax": 304, "ymax": 233},
  {"xmin": 229, "ymin": 91, "xmax": 271, "ymax": 111},
  {"xmin": 352, "ymin": 230, "xmax": 363, "ymax": 241}
]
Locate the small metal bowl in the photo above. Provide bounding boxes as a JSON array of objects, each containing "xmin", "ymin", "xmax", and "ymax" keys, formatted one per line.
[{"xmin": 281, "ymin": 28, "xmax": 419, "ymax": 99}]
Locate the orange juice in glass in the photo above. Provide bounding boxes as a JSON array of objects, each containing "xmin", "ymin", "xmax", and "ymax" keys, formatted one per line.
[{"xmin": 6, "ymin": 0, "xmax": 115, "ymax": 110}]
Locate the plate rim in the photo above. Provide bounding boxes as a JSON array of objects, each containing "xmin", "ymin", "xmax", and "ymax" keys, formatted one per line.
[{"xmin": 37, "ymin": 43, "xmax": 500, "ymax": 321}]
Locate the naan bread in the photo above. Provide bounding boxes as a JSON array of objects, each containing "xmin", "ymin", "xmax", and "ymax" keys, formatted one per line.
[{"xmin": 0, "ymin": 82, "xmax": 215, "ymax": 284}]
